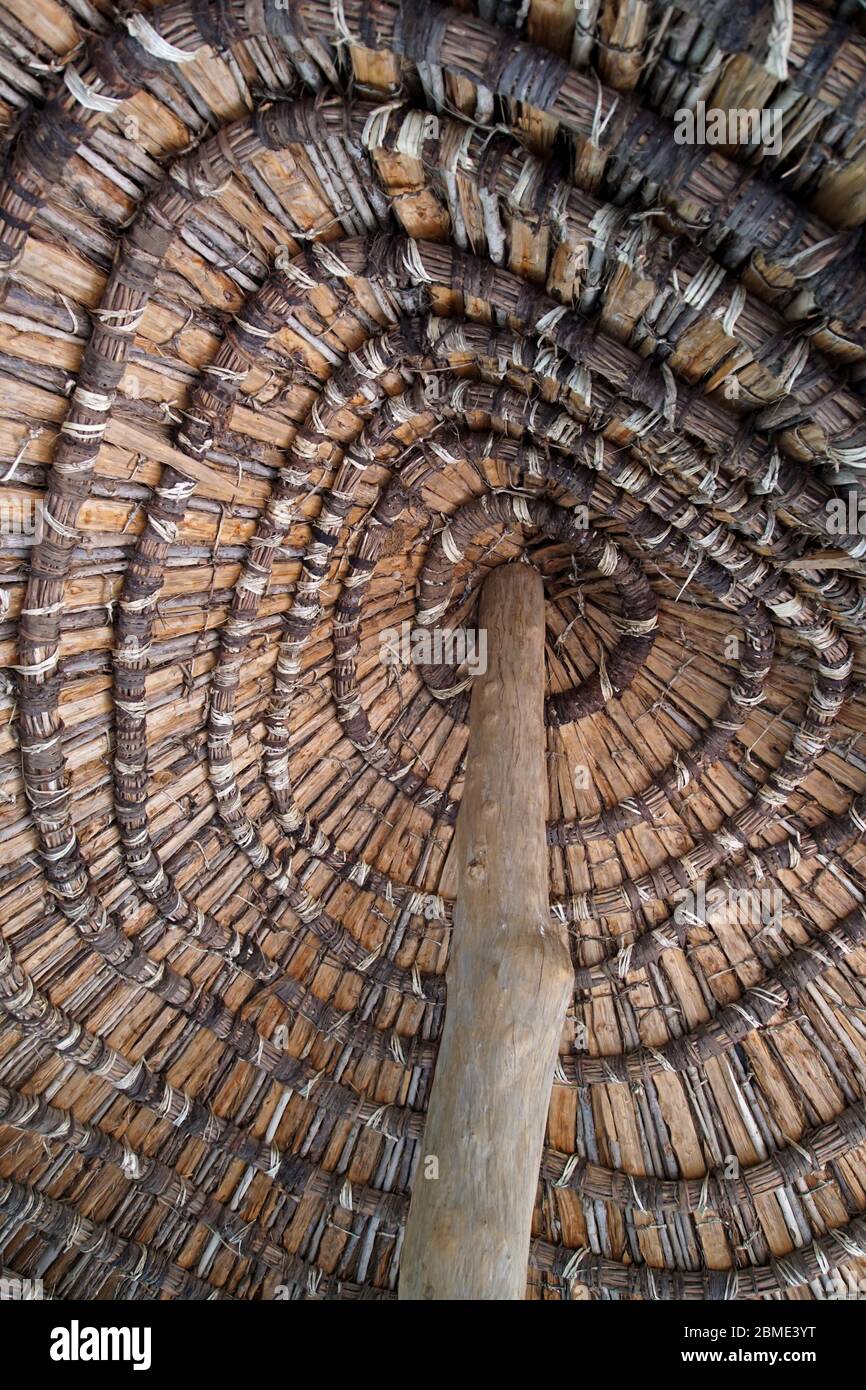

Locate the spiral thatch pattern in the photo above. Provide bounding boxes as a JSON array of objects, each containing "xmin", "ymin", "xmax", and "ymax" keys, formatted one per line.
[{"xmin": 1, "ymin": 0, "xmax": 866, "ymax": 1301}]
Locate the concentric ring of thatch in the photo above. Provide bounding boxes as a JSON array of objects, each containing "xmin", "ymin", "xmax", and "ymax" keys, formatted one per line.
[{"xmin": 1, "ymin": 0, "xmax": 866, "ymax": 1302}]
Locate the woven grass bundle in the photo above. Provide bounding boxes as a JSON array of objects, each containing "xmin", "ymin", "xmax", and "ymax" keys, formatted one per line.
[{"xmin": 1, "ymin": 0, "xmax": 866, "ymax": 1302}]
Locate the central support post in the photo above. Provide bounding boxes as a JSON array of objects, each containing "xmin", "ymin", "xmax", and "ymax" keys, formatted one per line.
[{"xmin": 399, "ymin": 563, "xmax": 572, "ymax": 1301}]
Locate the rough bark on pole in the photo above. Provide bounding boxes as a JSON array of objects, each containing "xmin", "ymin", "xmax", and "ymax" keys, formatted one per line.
[{"xmin": 399, "ymin": 563, "xmax": 572, "ymax": 1301}]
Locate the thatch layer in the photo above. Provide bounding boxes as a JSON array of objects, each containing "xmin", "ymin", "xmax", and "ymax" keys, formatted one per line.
[{"xmin": 0, "ymin": 0, "xmax": 865, "ymax": 1302}]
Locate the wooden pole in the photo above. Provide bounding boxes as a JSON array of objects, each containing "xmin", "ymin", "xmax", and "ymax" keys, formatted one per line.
[{"xmin": 399, "ymin": 563, "xmax": 572, "ymax": 1301}]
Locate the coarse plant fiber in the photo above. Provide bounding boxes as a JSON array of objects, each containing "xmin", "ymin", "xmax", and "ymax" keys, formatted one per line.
[{"xmin": 0, "ymin": 0, "xmax": 866, "ymax": 1301}]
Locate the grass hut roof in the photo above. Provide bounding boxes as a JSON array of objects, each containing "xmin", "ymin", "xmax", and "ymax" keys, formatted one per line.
[{"xmin": 1, "ymin": 0, "xmax": 866, "ymax": 1303}]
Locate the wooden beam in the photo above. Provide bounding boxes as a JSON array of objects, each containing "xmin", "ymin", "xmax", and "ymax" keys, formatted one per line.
[
  {"xmin": 105, "ymin": 419, "xmax": 239, "ymax": 502},
  {"xmin": 399, "ymin": 563, "xmax": 572, "ymax": 1301}
]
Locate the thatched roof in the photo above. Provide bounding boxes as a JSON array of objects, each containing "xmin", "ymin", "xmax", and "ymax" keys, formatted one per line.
[{"xmin": 1, "ymin": 0, "xmax": 866, "ymax": 1302}]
